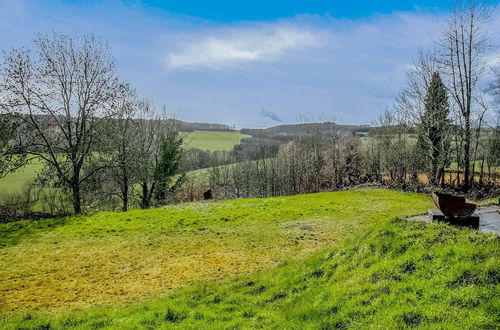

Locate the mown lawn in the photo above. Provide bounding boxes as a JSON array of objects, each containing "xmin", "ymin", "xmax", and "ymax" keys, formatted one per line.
[
  {"xmin": 1, "ymin": 200, "xmax": 498, "ymax": 329},
  {"xmin": 0, "ymin": 189, "xmax": 432, "ymax": 316}
]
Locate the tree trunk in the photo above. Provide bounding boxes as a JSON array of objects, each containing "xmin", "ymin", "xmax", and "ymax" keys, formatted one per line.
[
  {"xmin": 463, "ymin": 120, "xmax": 471, "ymax": 191},
  {"xmin": 122, "ymin": 169, "xmax": 129, "ymax": 212},
  {"xmin": 71, "ymin": 181, "xmax": 82, "ymax": 214},
  {"xmin": 140, "ymin": 181, "xmax": 150, "ymax": 209}
]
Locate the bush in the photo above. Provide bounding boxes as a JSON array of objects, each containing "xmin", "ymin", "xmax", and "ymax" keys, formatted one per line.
[{"xmin": 0, "ymin": 186, "xmax": 34, "ymax": 222}]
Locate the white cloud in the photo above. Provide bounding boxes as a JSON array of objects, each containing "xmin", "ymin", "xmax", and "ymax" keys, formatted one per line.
[{"xmin": 166, "ymin": 26, "xmax": 321, "ymax": 70}]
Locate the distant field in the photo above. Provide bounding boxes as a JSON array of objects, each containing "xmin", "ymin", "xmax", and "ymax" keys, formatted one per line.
[
  {"xmin": 184, "ymin": 130, "xmax": 250, "ymax": 151},
  {"xmin": 449, "ymin": 160, "xmax": 500, "ymax": 173},
  {"xmin": 359, "ymin": 134, "xmax": 418, "ymax": 147},
  {"xmin": 0, "ymin": 131, "xmax": 251, "ymax": 195},
  {"xmin": 0, "ymin": 158, "xmax": 43, "ymax": 195}
]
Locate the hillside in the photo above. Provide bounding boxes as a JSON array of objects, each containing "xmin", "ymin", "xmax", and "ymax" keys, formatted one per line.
[
  {"xmin": 1, "ymin": 3, "xmax": 498, "ymax": 329},
  {"xmin": 0, "ymin": 130, "xmax": 250, "ymax": 194},
  {"xmin": 174, "ymin": 119, "xmax": 233, "ymax": 132},
  {"xmin": 1, "ymin": 190, "xmax": 498, "ymax": 329},
  {"xmin": 241, "ymin": 122, "xmax": 364, "ymax": 137}
]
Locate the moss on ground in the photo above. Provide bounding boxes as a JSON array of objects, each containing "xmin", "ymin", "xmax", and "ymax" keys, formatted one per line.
[{"xmin": 0, "ymin": 190, "xmax": 431, "ymax": 314}]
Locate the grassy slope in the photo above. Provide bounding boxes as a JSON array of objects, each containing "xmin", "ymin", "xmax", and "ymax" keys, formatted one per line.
[
  {"xmin": 2, "ymin": 205, "xmax": 498, "ymax": 329},
  {"xmin": 184, "ymin": 130, "xmax": 250, "ymax": 151},
  {"xmin": 0, "ymin": 190, "xmax": 432, "ymax": 314}
]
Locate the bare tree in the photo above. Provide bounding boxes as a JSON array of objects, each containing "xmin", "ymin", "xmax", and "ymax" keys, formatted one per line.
[
  {"xmin": 105, "ymin": 83, "xmax": 139, "ymax": 211},
  {"xmin": 372, "ymin": 110, "xmax": 416, "ymax": 186},
  {"xmin": 0, "ymin": 33, "xmax": 119, "ymax": 213},
  {"xmin": 134, "ymin": 101, "xmax": 162, "ymax": 209},
  {"xmin": 492, "ymin": 68, "xmax": 500, "ymax": 106},
  {"xmin": 484, "ymin": 68, "xmax": 500, "ymax": 183},
  {"xmin": 395, "ymin": 50, "xmax": 439, "ymax": 125},
  {"xmin": 437, "ymin": 0, "xmax": 493, "ymax": 190},
  {"xmin": 133, "ymin": 105, "xmax": 184, "ymax": 208}
]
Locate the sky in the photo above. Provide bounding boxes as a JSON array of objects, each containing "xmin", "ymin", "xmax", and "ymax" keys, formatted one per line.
[{"xmin": 0, "ymin": 0, "xmax": 498, "ymax": 128}]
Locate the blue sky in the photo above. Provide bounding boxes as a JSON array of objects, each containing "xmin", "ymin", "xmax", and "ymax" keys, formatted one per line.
[
  {"xmin": 120, "ymin": 0, "xmax": 453, "ymax": 21},
  {"xmin": 0, "ymin": 0, "xmax": 498, "ymax": 127}
]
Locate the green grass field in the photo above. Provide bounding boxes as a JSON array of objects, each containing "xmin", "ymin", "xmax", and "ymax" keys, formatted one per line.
[
  {"xmin": 0, "ymin": 158, "xmax": 44, "ymax": 195},
  {"xmin": 184, "ymin": 130, "xmax": 250, "ymax": 151},
  {"xmin": 1, "ymin": 189, "xmax": 498, "ymax": 328}
]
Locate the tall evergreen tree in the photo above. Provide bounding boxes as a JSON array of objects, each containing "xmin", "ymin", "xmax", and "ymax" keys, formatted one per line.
[
  {"xmin": 417, "ymin": 72, "xmax": 451, "ymax": 185},
  {"xmin": 152, "ymin": 128, "xmax": 185, "ymax": 205}
]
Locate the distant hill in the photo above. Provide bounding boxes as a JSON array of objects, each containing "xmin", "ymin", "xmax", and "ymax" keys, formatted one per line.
[
  {"xmin": 20, "ymin": 114, "xmax": 374, "ymax": 135},
  {"xmin": 17, "ymin": 114, "xmax": 377, "ymax": 136},
  {"xmin": 5, "ymin": 114, "xmax": 234, "ymax": 133},
  {"xmin": 241, "ymin": 122, "xmax": 368, "ymax": 136},
  {"xmin": 173, "ymin": 120, "xmax": 233, "ymax": 132}
]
